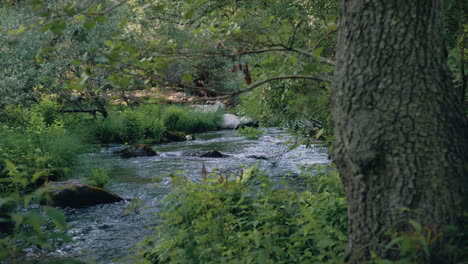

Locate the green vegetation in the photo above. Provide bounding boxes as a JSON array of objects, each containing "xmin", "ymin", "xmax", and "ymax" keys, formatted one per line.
[
  {"xmin": 0, "ymin": 0, "xmax": 466, "ymax": 263},
  {"xmin": 85, "ymin": 168, "xmax": 110, "ymax": 188},
  {"xmin": 142, "ymin": 166, "xmax": 347, "ymax": 263},
  {"xmin": 162, "ymin": 106, "xmax": 223, "ymax": 134},
  {"xmin": 237, "ymin": 126, "xmax": 263, "ymax": 140}
]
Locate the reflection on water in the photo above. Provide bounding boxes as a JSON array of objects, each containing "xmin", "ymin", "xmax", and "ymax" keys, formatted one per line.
[{"xmin": 35, "ymin": 128, "xmax": 329, "ymax": 263}]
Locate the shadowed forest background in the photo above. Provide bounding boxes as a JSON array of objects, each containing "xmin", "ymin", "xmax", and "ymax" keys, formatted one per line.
[{"xmin": 0, "ymin": 0, "xmax": 467, "ymax": 263}]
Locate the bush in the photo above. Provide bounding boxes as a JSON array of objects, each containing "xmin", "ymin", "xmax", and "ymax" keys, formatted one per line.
[
  {"xmin": 238, "ymin": 126, "xmax": 263, "ymax": 140},
  {"xmin": 142, "ymin": 165, "xmax": 347, "ymax": 263},
  {"xmin": 162, "ymin": 106, "xmax": 222, "ymax": 134},
  {"xmin": 0, "ymin": 104, "xmax": 88, "ymax": 192},
  {"xmin": 89, "ymin": 106, "xmax": 165, "ymax": 144}
]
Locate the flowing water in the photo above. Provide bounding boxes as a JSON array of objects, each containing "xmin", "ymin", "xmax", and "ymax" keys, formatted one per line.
[{"xmin": 28, "ymin": 128, "xmax": 329, "ymax": 263}]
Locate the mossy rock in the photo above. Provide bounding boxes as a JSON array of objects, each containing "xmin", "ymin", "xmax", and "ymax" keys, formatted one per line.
[
  {"xmin": 40, "ymin": 179, "xmax": 124, "ymax": 208},
  {"xmin": 114, "ymin": 144, "xmax": 157, "ymax": 158}
]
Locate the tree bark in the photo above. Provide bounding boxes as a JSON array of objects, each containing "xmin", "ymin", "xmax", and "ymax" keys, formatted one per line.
[{"xmin": 331, "ymin": 0, "xmax": 468, "ymax": 262}]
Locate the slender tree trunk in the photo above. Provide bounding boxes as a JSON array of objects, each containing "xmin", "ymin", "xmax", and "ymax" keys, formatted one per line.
[{"xmin": 331, "ymin": 0, "xmax": 468, "ymax": 262}]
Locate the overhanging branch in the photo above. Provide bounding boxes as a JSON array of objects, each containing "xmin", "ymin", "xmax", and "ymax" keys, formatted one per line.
[{"xmin": 228, "ymin": 74, "xmax": 332, "ymax": 97}]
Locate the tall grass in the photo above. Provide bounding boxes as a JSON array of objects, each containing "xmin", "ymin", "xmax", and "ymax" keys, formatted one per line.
[
  {"xmin": 162, "ymin": 105, "xmax": 222, "ymax": 133},
  {"xmin": 89, "ymin": 105, "xmax": 222, "ymax": 144}
]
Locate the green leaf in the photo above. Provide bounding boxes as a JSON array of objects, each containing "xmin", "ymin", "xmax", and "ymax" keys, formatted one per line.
[
  {"xmin": 313, "ymin": 47, "xmax": 324, "ymax": 57},
  {"xmin": 182, "ymin": 74, "xmax": 192, "ymax": 83},
  {"xmin": 315, "ymin": 129, "xmax": 325, "ymax": 139},
  {"xmin": 64, "ymin": 3, "xmax": 76, "ymax": 16},
  {"xmin": 96, "ymin": 15, "xmax": 106, "ymax": 23},
  {"xmin": 17, "ymin": 26, "xmax": 27, "ymax": 35},
  {"xmin": 119, "ymin": 18, "xmax": 128, "ymax": 29},
  {"xmin": 184, "ymin": 9, "xmax": 195, "ymax": 20},
  {"xmin": 50, "ymin": 20, "xmax": 66, "ymax": 35},
  {"xmin": 83, "ymin": 20, "xmax": 96, "ymax": 30},
  {"xmin": 104, "ymin": 40, "xmax": 113, "ymax": 47},
  {"xmin": 409, "ymin": 219, "xmax": 422, "ymax": 232},
  {"xmin": 45, "ymin": 206, "xmax": 67, "ymax": 231}
]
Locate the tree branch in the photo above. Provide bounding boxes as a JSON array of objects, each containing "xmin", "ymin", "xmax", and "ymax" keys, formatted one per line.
[
  {"xmin": 228, "ymin": 74, "xmax": 332, "ymax": 96},
  {"xmin": 82, "ymin": 0, "xmax": 129, "ymax": 16},
  {"xmin": 289, "ymin": 19, "xmax": 303, "ymax": 49}
]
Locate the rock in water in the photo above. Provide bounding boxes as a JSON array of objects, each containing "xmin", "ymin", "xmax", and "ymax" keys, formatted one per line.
[
  {"xmin": 222, "ymin": 114, "xmax": 256, "ymax": 129},
  {"xmin": 163, "ymin": 131, "xmax": 186, "ymax": 142},
  {"xmin": 41, "ymin": 179, "xmax": 124, "ymax": 207},
  {"xmin": 114, "ymin": 144, "xmax": 157, "ymax": 158},
  {"xmin": 222, "ymin": 114, "xmax": 240, "ymax": 129},
  {"xmin": 198, "ymin": 150, "xmax": 225, "ymax": 158}
]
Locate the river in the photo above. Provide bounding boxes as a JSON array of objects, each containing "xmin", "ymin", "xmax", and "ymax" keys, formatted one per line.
[{"xmin": 27, "ymin": 128, "xmax": 329, "ymax": 263}]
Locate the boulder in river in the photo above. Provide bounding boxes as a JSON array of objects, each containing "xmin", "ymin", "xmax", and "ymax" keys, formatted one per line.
[
  {"xmin": 163, "ymin": 131, "xmax": 186, "ymax": 142},
  {"xmin": 114, "ymin": 144, "xmax": 157, "ymax": 158},
  {"xmin": 40, "ymin": 179, "xmax": 124, "ymax": 207},
  {"xmin": 198, "ymin": 150, "xmax": 225, "ymax": 158},
  {"xmin": 222, "ymin": 114, "xmax": 240, "ymax": 129},
  {"xmin": 222, "ymin": 114, "xmax": 256, "ymax": 129}
]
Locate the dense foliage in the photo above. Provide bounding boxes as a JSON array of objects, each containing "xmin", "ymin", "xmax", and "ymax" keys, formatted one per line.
[
  {"xmin": 0, "ymin": 0, "xmax": 466, "ymax": 262},
  {"xmin": 142, "ymin": 166, "xmax": 347, "ymax": 264}
]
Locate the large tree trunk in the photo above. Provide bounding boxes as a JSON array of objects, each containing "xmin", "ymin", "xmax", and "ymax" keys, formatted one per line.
[{"xmin": 331, "ymin": 0, "xmax": 468, "ymax": 262}]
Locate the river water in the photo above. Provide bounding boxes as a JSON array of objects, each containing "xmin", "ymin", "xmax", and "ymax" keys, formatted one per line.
[{"xmin": 28, "ymin": 128, "xmax": 329, "ymax": 263}]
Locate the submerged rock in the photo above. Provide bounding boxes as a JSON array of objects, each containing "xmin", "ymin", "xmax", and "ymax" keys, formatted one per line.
[
  {"xmin": 114, "ymin": 144, "xmax": 157, "ymax": 158},
  {"xmin": 41, "ymin": 179, "xmax": 124, "ymax": 207},
  {"xmin": 247, "ymin": 155, "xmax": 269, "ymax": 160}
]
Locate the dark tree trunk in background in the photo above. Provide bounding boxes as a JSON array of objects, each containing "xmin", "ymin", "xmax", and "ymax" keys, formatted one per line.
[{"xmin": 331, "ymin": 0, "xmax": 468, "ymax": 262}]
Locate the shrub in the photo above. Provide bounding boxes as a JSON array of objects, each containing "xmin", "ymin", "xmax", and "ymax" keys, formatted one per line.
[
  {"xmin": 162, "ymin": 106, "xmax": 222, "ymax": 134},
  {"xmin": 0, "ymin": 105, "xmax": 88, "ymax": 191},
  {"xmin": 31, "ymin": 98, "xmax": 62, "ymax": 126},
  {"xmin": 238, "ymin": 126, "xmax": 263, "ymax": 140},
  {"xmin": 90, "ymin": 106, "xmax": 165, "ymax": 144},
  {"xmin": 142, "ymin": 165, "xmax": 347, "ymax": 263},
  {"xmin": 89, "ymin": 114, "xmax": 126, "ymax": 144}
]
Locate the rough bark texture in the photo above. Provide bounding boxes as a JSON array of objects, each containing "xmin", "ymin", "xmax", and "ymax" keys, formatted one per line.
[{"xmin": 332, "ymin": 0, "xmax": 468, "ymax": 262}]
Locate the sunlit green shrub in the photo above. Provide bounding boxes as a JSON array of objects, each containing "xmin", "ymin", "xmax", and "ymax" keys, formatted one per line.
[
  {"xmin": 142, "ymin": 165, "xmax": 347, "ymax": 263},
  {"xmin": 0, "ymin": 106, "xmax": 88, "ymax": 190},
  {"xmin": 238, "ymin": 126, "xmax": 263, "ymax": 140}
]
